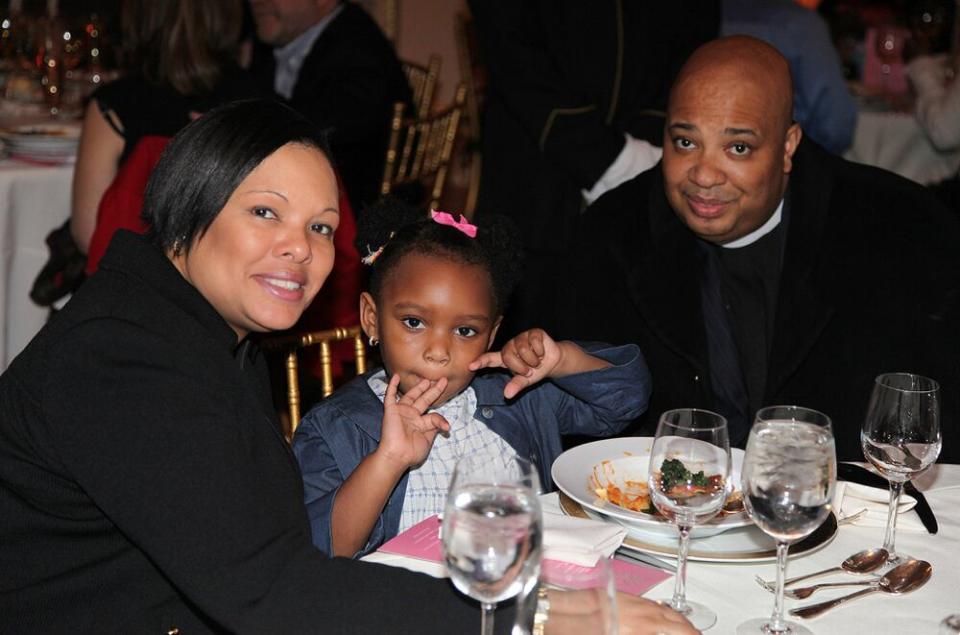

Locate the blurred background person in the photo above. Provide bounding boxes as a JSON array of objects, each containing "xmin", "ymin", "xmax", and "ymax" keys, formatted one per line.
[
  {"xmin": 905, "ymin": 0, "xmax": 960, "ymax": 212},
  {"xmin": 248, "ymin": 0, "xmax": 412, "ymax": 213},
  {"xmin": 722, "ymin": 0, "xmax": 859, "ymax": 155},
  {"xmin": 70, "ymin": 0, "xmax": 261, "ymax": 261}
]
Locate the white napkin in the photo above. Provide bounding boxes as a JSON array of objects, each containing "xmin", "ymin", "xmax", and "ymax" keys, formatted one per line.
[
  {"xmin": 833, "ymin": 480, "xmax": 925, "ymax": 532},
  {"xmin": 542, "ymin": 508, "xmax": 627, "ymax": 566}
]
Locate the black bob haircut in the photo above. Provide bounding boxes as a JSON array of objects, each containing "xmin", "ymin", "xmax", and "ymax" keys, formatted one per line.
[
  {"xmin": 142, "ymin": 98, "xmax": 332, "ymax": 254},
  {"xmin": 355, "ymin": 198, "xmax": 525, "ymax": 315}
]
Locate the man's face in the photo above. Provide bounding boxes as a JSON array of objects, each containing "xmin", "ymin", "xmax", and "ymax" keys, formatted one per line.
[
  {"xmin": 249, "ymin": 0, "xmax": 336, "ymax": 47},
  {"xmin": 662, "ymin": 71, "xmax": 801, "ymax": 245}
]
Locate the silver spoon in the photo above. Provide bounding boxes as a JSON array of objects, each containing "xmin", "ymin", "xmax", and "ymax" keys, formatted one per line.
[
  {"xmin": 790, "ymin": 559, "xmax": 932, "ymax": 619},
  {"xmin": 755, "ymin": 547, "xmax": 889, "ymax": 592}
]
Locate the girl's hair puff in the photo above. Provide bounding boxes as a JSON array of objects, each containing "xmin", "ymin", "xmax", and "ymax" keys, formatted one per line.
[{"xmin": 356, "ymin": 198, "xmax": 524, "ymax": 315}]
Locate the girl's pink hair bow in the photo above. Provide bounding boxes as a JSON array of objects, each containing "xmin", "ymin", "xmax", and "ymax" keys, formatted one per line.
[{"xmin": 430, "ymin": 210, "xmax": 477, "ymax": 238}]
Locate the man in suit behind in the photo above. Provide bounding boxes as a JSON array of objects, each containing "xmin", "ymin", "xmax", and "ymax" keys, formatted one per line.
[
  {"xmin": 563, "ymin": 36, "xmax": 960, "ymax": 463},
  {"xmin": 249, "ymin": 0, "xmax": 411, "ymax": 211}
]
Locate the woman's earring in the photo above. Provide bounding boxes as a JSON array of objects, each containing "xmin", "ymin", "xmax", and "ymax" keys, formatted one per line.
[
  {"xmin": 369, "ymin": 336, "xmax": 379, "ymax": 347},
  {"xmin": 172, "ymin": 235, "xmax": 188, "ymax": 257}
]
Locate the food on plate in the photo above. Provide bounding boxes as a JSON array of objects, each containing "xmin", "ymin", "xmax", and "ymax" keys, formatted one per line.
[
  {"xmin": 590, "ymin": 460, "xmax": 657, "ymax": 513},
  {"xmin": 590, "ymin": 458, "xmax": 740, "ymax": 517}
]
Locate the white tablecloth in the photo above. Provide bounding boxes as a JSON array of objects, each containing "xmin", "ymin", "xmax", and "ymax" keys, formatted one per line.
[
  {"xmin": 845, "ymin": 109, "xmax": 960, "ymax": 185},
  {"xmin": 366, "ymin": 464, "xmax": 960, "ymax": 633},
  {"xmin": 0, "ymin": 159, "xmax": 73, "ymax": 370}
]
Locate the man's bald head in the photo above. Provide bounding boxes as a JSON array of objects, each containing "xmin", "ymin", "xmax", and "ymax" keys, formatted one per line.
[
  {"xmin": 662, "ymin": 36, "xmax": 802, "ymax": 245},
  {"xmin": 670, "ymin": 36, "xmax": 795, "ymax": 134}
]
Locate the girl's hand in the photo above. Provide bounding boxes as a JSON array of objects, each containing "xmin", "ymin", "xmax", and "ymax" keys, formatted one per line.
[
  {"xmin": 375, "ymin": 374, "xmax": 450, "ymax": 470},
  {"xmin": 468, "ymin": 328, "xmax": 563, "ymax": 399}
]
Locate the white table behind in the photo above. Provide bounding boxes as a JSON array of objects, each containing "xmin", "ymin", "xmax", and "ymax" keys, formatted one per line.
[
  {"xmin": 0, "ymin": 160, "xmax": 73, "ymax": 370},
  {"xmin": 845, "ymin": 109, "xmax": 960, "ymax": 185},
  {"xmin": 366, "ymin": 464, "xmax": 960, "ymax": 633}
]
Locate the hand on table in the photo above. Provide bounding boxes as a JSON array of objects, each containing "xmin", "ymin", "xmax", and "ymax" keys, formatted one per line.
[{"xmin": 545, "ymin": 590, "xmax": 700, "ymax": 635}]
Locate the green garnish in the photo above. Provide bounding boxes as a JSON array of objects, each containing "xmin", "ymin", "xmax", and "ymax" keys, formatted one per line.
[{"xmin": 659, "ymin": 458, "xmax": 710, "ymax": 491}]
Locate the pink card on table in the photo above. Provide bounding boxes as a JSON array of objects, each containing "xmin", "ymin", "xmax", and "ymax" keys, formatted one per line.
[
  {"xmin": 379, "ymin": 514, "xmax": 443, "ymax": 562},
  {"xmin": 541, "ymin": 559, "xmax": 671, "ymax": 596},
  {"xmin": 378, "ymin": 514, "xmax": 671, "ymax": 595}
]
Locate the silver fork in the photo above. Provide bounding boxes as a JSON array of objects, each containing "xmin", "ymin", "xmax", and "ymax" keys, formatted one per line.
[
  {"xmin": 837, "ymin": 507, "xmax": 869, "ymax": 525},
  {"xmin": 783, "ymin": 576, "xmax": 881, "ymax": 599}
]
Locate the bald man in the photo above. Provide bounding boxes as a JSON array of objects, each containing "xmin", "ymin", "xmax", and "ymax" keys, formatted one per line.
[{"xmin": 563, "ymin": 37, "xmax": 960, "ymax": 462}]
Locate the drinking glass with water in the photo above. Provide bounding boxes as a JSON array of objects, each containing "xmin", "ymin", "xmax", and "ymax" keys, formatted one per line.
[
  {"xmin": 737, "ymin": 406, "xmax": 836, "ymax": 635},
  {"xmin": 442, "ymin": 453, "xmax": 543, "ymax": 635}
]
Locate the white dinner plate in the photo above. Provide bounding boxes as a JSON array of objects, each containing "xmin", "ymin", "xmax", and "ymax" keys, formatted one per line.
[
  {"xmin": 551, "ymin": 437, "xmax": 750, "ymax": 538},
  {"xmin": 560, "ymin": 492, "xmax": 838, "ymax": 563},
  {"xmin": 1, "ymin": 124, "xmax": 80, "ymax": 152}
]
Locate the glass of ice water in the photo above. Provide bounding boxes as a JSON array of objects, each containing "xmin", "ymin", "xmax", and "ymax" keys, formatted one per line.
[
  {"xmin": 862, "ymin": 372, "xmax": 941, "ymax": 565},
  {"xmin": 648, "ymin": 408, "xmax": 731, "ymax": 631},
  {"xmin": 737, "ymin": 406, "xmax": 836, "ymax": 635},
  {"xmin": 442, "ymin": 453, "xmax": 543, "ymax": 635}
]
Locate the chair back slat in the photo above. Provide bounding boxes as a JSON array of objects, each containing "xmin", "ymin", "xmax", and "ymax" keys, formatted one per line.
[
  {"xmin": 263, "ymin": 325, "xmax": 366, "ymax": 439},
  {"xmin": 380, "ymin": 84, "xmax": 467, "ymax": 211},
  {"xmin": 401, "ymin": 54, "xmax": 441, "ymax": 119}
]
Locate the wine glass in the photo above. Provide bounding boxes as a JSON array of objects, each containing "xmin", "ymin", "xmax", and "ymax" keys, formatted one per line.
[
  {"xmin": 874, "ymin": 25, "xmax": 905, "ymax": 93},
  {"xmin": 442, "ymin": 453, "xmax": 543, "ymax": 635},
  {"xmin": 648, "ymin": 408, "xmax": 730, "ymax": 631},
  {"xmin": 737, "ymin": 406, "xmax": 836, "ymax": 635},
  {"xmin": 861, "ymin": 372, "xmax": 941, "ymax": 565}
]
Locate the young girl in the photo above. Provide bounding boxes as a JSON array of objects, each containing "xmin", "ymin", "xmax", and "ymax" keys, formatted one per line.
[{"xmin": 292, "ymin": 201, "xmax": 652, "ymax": 557}]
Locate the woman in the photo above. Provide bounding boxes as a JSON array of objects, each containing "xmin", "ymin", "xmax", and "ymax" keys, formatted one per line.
[
  {"xmin": 70, "ymin": 0, "xmax": 260, "ymax": 255},
  {"xmin": 0, "ymin": 100, "xmax": 695, "ymax": 634}
]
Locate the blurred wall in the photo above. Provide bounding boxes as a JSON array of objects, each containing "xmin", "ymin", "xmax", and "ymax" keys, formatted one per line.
[{"xmin": 396, "ymin": 0, "xmax": 467, "ymax": 108}]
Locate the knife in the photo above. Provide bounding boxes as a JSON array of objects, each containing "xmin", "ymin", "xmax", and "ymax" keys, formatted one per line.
[
  {"xmin": 615, "ymin": 549, "xmax": 677, "ymax": 573},
  {"xmin": 837, "ymin": 462, "xmax": 938, "ymax": 534}
]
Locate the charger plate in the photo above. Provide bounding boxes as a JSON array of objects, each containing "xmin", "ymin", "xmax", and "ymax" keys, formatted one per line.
[{"xmin": 559, "ymin": 492, "xmax": 838, "ymax": 563}]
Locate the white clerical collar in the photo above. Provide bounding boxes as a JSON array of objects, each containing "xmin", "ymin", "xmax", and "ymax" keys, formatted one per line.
[{"xmin": 721, "ymin": 199, "xmax": 784, "ymax": 249}]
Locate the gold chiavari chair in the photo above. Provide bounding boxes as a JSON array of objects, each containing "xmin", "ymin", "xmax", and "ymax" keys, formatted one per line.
[
  {"xmin": 401, "ymin": 54, "xmax": 441, "ymax": 119},
  {"xmin": 380, "ymin": 83, "xmax": 467, "ymax": 211},
  {"xmin": 266, "ymin": 326, "xmax": 367, "ymax": 438}
]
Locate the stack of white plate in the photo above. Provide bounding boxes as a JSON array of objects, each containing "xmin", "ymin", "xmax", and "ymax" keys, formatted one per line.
[{"xmin": 1, "ymin": 123, "xmax": 81, "ymax": 164}]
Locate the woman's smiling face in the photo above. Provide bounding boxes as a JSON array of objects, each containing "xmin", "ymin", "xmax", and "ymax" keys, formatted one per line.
[
  {"xmin": 171, "ymin": 142, "xmax": 340, "ymax": 340},
  {"xmin": 361, "ymin": 252, "xmax": 501, "ymax": 406}
]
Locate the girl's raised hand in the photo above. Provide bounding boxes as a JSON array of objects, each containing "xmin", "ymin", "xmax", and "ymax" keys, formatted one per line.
[
  {"xmin": 375, "ymin": 374, "xmax": 450, "ymax": 471},
  {"xmin": 468, "ymin": 328, "xmax": 563, "ymax": 399}
]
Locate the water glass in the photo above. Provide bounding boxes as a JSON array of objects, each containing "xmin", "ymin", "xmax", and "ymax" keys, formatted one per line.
[
  {"xmin": 442, "ymin": 453, "xmax": 543, "ymax": 635},
  {"xmin": 862, "ymin": 373, "xmax": 940, "ymax": 565},
  {"xmin": 737, "ymin": 406, "xmax": 836, "ymax": 635},
  {"xmin": 648, "ymin": 408, "xmax": 730, "ymax": 631}
]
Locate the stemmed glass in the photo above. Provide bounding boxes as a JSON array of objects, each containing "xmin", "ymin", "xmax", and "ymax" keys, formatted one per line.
[
  {"xmin": 442, "ymin": 453, "xmax": 543, "ymax": 635},
  {"xmin": 648, "ymin": 408, "xmax": 731, "ymax": 631},
  {"xmin": 874, "ymin": 25, "xmax": 905, "ymax": 93},
  {"xmin": 737, "ymin": 406, "xmax": 836, "ymax": 635},
  {"xmin": 861, "ymin": 373, "xmax": 941, "ymax": 565}
]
